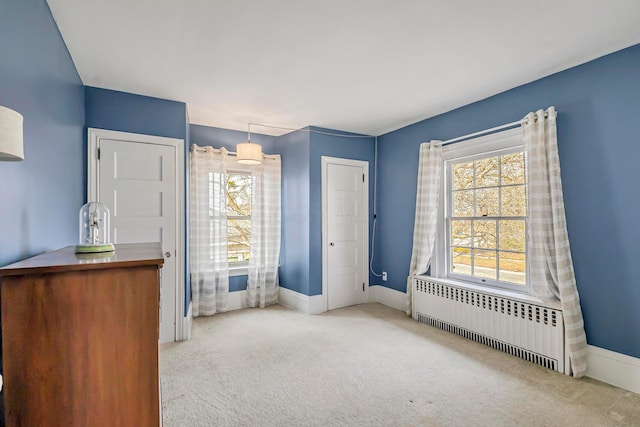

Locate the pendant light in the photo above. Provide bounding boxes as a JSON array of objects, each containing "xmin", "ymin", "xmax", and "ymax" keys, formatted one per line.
[{"xmin": 236, "ymin": 123, "xmax": 263, "ymax": 164}]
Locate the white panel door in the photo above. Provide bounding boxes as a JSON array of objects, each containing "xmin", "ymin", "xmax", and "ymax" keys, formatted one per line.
[
  {"xmin": 325, "ymin": 160, "xmax": 368, "ymax": 310},
  {"xmin": 98, "ymin": 138, "xmax": 177, "ymax": 343}
]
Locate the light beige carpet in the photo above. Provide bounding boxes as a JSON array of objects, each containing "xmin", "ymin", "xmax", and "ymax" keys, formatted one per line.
[{"xmin": 160, "ymin": 303, "xmax": 639, "ymax": 426}]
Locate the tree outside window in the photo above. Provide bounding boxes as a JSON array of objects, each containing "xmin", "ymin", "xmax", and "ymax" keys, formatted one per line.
[
  {"xmin": 226, "ymin": 173, "xmax": 252, "ymax": 263},
  {"xmin": 448, "ymin": 152, "xmax": 527, "ymax": 286}
]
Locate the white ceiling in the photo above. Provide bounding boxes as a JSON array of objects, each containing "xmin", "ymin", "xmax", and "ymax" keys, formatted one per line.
[{"xmin": 47, "ymin": 0, "xmax": 640, "ymax": 136}]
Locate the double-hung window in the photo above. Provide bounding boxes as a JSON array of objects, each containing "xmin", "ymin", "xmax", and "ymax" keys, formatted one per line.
[
  {"xmin": 435, "ymin": 128, "xmax": 529, "ymax": 294},
  {"xmin": 226, "ymin": 171, "xmax": 252, "ymax": 270}
]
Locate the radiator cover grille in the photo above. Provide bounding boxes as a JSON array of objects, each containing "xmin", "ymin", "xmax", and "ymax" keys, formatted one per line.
[{"xmin": 413, "ymin": 277, "xmax": 567, "ymax": 374}]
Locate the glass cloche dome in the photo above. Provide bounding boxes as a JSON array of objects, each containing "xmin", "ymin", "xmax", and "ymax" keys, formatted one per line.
[{"xmin": 75, "ymin": 202, "xmax": 115, "ymax": 253}]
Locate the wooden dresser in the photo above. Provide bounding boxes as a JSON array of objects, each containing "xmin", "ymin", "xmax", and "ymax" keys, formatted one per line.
[{"xmin": 0, "ymin": 242, "xmax": 163, "ymax": 426}]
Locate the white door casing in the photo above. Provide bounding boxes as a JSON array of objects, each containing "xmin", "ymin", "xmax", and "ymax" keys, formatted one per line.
[
  {"xmin": 87, "ymin": 128, "xmax": 185, "ymax": 343},
  {"xmin": 322, "ymin": 156, "xmax": 369, "ymax": 311}
]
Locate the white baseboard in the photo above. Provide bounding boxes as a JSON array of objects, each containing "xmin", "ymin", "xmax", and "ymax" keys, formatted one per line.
[
  {"xmin": 279, "ymin": 287, "xmax": 325, "ymax": 315},
  {"xmin": 367, "ymin": 286, "xmax": 640, "ymax": 395},
  {"xmin": 369, "ymin": 285, "xmax": 406, "ymax": 312},
  {"xmin": 308, "ymin": 294, "xmax": 325, "ymax": 314},
  {"xmin": 586, "ymin": 345, "xmax": 640, "ymax": 394},
  {"xmin": 182, "ymin": 301, "xmax": 193, "ymax": 341},
  {"xmin": 279, "ymin": 285, "xmax": 406, "ymax": 315},
  {"xmin": 185, "ymin": 291, "xmax": 246, "ymax": 333}
]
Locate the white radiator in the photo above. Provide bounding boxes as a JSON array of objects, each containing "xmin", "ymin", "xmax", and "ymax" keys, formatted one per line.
[{"xmin": 413, "ymin": 276, "xmax": 569, "ymax": 374}]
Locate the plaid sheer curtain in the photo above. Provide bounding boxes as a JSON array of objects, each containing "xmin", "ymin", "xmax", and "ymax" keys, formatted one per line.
[
  {"xmin": 523, "ymin": 107, "xmax": 588, "ymax": 377},
  {"xmin": 246, "ymin": 155, "xmax": 281, "ymax": 308},
  {"xmin": 190, "ymin": 145, "xmax": 229, "ymax": 316},
  {"xmin": 406, "ymin": 141, "xmax": 443, "ymax": 316}
]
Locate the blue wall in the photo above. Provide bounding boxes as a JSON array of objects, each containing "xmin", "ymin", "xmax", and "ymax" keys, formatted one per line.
[
  {"xmin": 277, "ymin": 129, "xmax": 311, "ymax": 295},
  {"xmin": 0, "ymin": 0, "xmax": 84, "ymax": 267},
  {"xmin": 85, "ymin": 86, "xmax": 187, "ymax": 140},
  {"xmin": 308, "ymin": 127, "xmax": 375, "ymax": 295},
  {"xmin": 375, "ymin": 44, "xmax": 640, "ymax": 358},
  {"xmin": 0, "ymin": 3, "xmax": 83, "ymax": 419}
]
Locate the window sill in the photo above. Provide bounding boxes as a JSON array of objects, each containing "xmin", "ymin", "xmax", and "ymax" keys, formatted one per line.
[
  {"xmin": 229, "ymin": 266, "xmax": 248, "ymax": 277},
  {"xmin": 417, "ymin": 275, "xmax": 560, "ymax": 310}
]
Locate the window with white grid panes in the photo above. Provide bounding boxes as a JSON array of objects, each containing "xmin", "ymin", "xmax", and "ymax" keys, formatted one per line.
[
  {"xmin": 225, "ymin": 172, "xmax": 252, "ymax": 264},
  {"xmin": 446, "ymin": 149, "xmax": 527, "ymax": 291}
]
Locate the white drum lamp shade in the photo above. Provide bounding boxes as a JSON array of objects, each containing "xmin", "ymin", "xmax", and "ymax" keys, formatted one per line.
[
  {"xmin": 236, "ymin": 141, "xmax": 263, "ymax": 165},
  {"xmin": 0, "ymin": 106, "xmax": 24, "ymax": 161}
]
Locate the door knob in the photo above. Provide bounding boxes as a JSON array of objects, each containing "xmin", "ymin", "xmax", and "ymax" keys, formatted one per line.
[
  {"xmin": 165, "ymin": 251, "xmax": 171, "ymax": 258},
  {"xmin": 330, "ymin": 242, "xmax": 335, "ymax": 246}
]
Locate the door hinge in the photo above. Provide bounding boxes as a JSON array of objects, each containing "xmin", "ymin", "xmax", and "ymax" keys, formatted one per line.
[
  {"xmin": 97, "ymin": 147, "xmax": 101, "ymax": 160},
  {"xmin": 362, "ymin": 173, "xmax": 365, "ymax": 182},
  {"xmin": 362, "ymin": 282, "xmax": 365, "ymax": 291}
]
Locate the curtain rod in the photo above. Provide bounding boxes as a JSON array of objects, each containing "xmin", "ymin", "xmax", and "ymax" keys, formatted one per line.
[
  {"xmin": 191, "ymin": 145, "xmax": 279, "ymax": 160},
  {"xmin": 442, "ymin": 110, "xmax": 555, "ymax": 146}
]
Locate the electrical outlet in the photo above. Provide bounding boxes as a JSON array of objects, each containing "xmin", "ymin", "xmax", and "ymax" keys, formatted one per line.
[{"xmin": 382, "ymin": 271, "xmax": 387, "ymax": 281}]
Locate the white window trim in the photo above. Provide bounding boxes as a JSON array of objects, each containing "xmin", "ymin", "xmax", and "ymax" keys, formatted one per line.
[
  {"xmin": 229, "ymin": 263, "xmax": 249, "ymax": 277},
  {"xmin": 432, "ymin": 127, "xmax": 531, "ymax": 295}
]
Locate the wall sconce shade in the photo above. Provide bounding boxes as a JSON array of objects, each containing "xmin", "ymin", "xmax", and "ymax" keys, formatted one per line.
[
  {"xmin": 236, "ymin": 141, "xmax": 263, "ymax": 165},
  {"xmin": 0, "ymin": 106, "xmax": 24, "ymax": 161}
]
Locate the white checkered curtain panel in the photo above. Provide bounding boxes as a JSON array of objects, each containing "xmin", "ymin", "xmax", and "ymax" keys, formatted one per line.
[
  {"xmin": 190, "ymin": 145, "xmax": 230, "ymax": 316},
  {"xmin": 247, "ymin": 155, "xmax": 281, "ymax": 308},
  {"xmin": 523, "ymin": 107, "xmax": 588, "ymax": 377},
  {"xmin": 407, "ymin": 141, "xmax": 443, "ymax": 316}
]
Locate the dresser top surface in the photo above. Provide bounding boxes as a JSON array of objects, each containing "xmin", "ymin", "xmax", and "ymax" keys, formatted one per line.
[{"xmin": 0, "ymin": 243, "xmax": 164, "ymax": 277}]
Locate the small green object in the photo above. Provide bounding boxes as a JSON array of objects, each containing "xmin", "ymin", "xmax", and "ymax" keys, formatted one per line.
[{"xmin": 75, "ymin": 243, "xmax": 115, "ymax": 254}]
